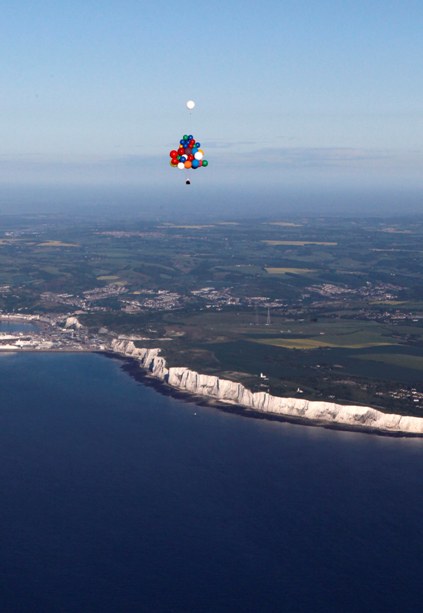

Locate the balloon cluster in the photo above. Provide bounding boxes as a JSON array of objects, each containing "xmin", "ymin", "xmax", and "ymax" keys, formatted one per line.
[{"xmin": 169, "ymin": 134, "xmax": 208, "ymax": 170}]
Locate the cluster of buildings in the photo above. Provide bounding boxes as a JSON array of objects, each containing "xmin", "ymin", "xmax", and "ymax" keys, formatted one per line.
[
  {"xmin": 303, "ymin": 281, "xmax": 423, "ymax": 324},
  {"xmin": 0, "ymin": 315, "xmax": 103, "ymax": 352},
  {"xmin": 191, "ymin": 287, "xmax": 285, "ymax": 311},
  {"xmin": 120, "ymin": 286, "xmax": 285, "ymax": 315},
  {"xmin": 307, "ymin": 281, "xmax": 403, "ymax": 300},
  {"xmin": 376, "ymin": 387, "xmax": 423, "ymax": 405},
  {"xmin": 39, "ymin": 284, "xmax": 286, "ymax": 316},
  {"xmin": 121, "ymin": 290, "xmax": 186, "ymax": 313},
  {"xmin": 41, "ymin": 284, "xmax": 128, "ymax": 310},
  {"xmin": 0, "ymin": 332, "xmax": 55, "ymax": 351}
]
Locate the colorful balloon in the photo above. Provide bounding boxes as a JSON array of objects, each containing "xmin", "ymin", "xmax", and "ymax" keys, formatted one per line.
[{"xmin": 169, "ymin": 131, "xmax": 208, "ymax": 178}]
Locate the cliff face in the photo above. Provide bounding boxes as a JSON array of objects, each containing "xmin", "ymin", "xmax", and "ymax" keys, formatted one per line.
[
  {"xmin": 64, "ymin": 316, "xmax": 82, "ymax": 329},
  {"xmin": 110, "ymin": 340, "xmax": 423, "ymax": 436},
  {"xmin": 111, "ymin": 340, "xmax": 168, "ymax": 379}
]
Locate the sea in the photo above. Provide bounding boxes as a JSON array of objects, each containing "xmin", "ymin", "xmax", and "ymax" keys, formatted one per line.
[
  {"xmin": 1, "ymin": 349, "xmax": 423, "ymax": 613},
  {"xmin": 0, "ymin": 320, "xmax": 39, "ymax": 334}
]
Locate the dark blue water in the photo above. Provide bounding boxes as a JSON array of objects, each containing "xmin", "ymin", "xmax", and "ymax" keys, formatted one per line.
[
  {"xmin": 0, "ymin": 353, "xmax": 422, "ymax": 612},
  {"xmin": 0, "ymin": 321, "xmax": 38, "ymax": 333}
]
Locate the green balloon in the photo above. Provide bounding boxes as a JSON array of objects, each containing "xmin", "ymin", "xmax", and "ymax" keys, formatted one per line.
[
  {"xmin": 183, "ymin": 134, "xmax": 188, "ymax": 140},
  {"xmin": 202, "ymin": 160, "xmax": 208, "ymax": 167}
]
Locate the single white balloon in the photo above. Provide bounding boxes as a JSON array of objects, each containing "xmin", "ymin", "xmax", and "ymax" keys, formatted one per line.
[
  {"xmin": 194, "ymin": 151, "xmax": 203, "ymax": 160},
  {"xmin": 186, "ymin": 100, "xmax": 195, "ymax": 110},
  {"xmin": 177, "ymin": 162, "xmax": 185, "ymax": 170}
]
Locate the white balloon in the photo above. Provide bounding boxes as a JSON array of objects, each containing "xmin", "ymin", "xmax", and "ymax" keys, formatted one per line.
[
  {"xmin": 186, "ymin": 100, "xmax": 195, "ymax": 110},
  {"xmin": 177, "ymin": 162, "xmax": 185, "ymax": 170},
  {"xmin": 194, "ymin": 151, "xmax": 203, "ymax": 160}
]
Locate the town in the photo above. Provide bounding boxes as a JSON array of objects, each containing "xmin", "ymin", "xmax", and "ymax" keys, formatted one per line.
[{"xmin": 2, "ymin": 215, "xmax": 423, "ymax": 416}]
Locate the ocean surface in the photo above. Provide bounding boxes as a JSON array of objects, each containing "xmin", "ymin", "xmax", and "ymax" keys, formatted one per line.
[
  {"xmin": 0, "ymin": 320, "xmax": 39, "ymax": 333},
  {"xmin": 1, "ymin": 352, "xmax": 423, "ymax": 613}
]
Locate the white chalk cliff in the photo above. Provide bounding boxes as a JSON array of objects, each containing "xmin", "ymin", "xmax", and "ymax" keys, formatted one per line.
[
  {"xmin": 111, "ymin": 340, "xmax": 423, "ymax": 436},
  {"xmin": 64, "ymin": 316, "xmax": 83, "ymax": 329}
]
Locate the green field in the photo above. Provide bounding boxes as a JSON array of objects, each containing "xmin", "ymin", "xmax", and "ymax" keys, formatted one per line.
[
  {"xmin": 356, "ymin": 353, "xmax": 423, "ymax": 371},
  {"xmin": 97, "ymin": 275, "xmax": 120, "ymax": 281},
  {"xmin": 36, "ymin": 241, "xmax": 80, "ymax": 247},
  {"xmin": 265, "ymin": 267, "xmax": 315, "ymax": 275},
  {"xmin": 256, "ymin": 337, "xmax": 394, "ymax": 349},
  {"xmin": 262, "ymin": 240, "xmax": 338, "ymax": 246}
]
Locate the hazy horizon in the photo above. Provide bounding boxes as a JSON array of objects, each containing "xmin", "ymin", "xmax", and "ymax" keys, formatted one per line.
[{"xmin": 1, "ymin": 183, "xmax": 423, "ymax": 220}]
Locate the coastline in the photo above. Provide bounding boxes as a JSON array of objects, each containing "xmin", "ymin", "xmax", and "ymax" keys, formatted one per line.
[
  {"xmin": 104, "ymin": 346, "xmax": 423, "ymax": 438},
  {"xmin": 2, "ymin": 312, "xmax": 423, "ymax": 437}
]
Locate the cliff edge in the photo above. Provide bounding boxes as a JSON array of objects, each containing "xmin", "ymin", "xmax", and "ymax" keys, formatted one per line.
[{"xmin": 111, "ymin": 340, "xmax": 423, "ymax": 436}]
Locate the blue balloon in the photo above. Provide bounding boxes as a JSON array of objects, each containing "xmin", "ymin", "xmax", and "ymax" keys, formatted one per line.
[
  {"xmin": 180, "ymin": 156, "xmax": 187, "ymax": 162},
  {"xmin": 195, "ymin": 142, "xmax": 201, "ymax": 148},
  {"xmin": 192, "ymin": 160, "xmax": 200, "ymax": 169}
]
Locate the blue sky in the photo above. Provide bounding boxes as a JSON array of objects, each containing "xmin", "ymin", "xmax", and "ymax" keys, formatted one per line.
[{"xmin": 1, "ymin": 1, "xmax": 422, "ymax": 196}]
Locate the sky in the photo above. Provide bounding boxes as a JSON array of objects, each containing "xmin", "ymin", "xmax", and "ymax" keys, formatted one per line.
[{"xmin": 0, "ymin": 1, "xmax": 422, "ymax": 213}]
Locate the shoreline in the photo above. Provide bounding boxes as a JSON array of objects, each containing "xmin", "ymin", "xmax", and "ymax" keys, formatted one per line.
[
  {"xmin": 1, "ymin": 323, "xmax": 422, "ymax": 437},
  {"xmin": 102, "ymin": 351, "xmax": 423, "ymax": 438}
]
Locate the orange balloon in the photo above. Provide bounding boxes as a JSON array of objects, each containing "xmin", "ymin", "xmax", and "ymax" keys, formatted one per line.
[{"xmin": 184, "ymin": 160, "xmax": 192, "ymax": 168}]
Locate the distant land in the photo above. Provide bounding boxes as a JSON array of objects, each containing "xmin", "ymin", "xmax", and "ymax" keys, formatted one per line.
[{"xmin": 2, "ymin": 211, "xmax": 423, "ymax": 428}]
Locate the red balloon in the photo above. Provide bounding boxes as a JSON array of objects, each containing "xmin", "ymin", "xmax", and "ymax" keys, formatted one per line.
[
  {"xmin": 188, "ymin": 154, "xmax": 194, "ymax": 161},
  {"xmin": 189, "ymin": 139, "xmax": 195, "ymax": 147},
  {"xmin": 170, "ymin": 150, "xmax": 178, "ymax": 158},
  {"xmin": 170, "ymin": 158, "xmax": 178, "ymax": 166}
]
